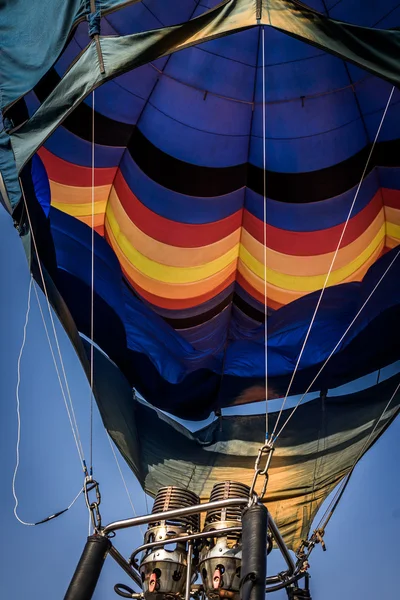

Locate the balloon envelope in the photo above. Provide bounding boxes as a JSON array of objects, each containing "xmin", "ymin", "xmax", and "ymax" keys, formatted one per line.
[{"xmin": 2, "ymin": 0, "xmax": 400, "ymax": 548}]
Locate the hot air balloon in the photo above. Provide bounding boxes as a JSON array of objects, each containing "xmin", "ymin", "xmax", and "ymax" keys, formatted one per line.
[{"xmin": 2, "ymin": 1, "xmax": 400, "ymax": 598}]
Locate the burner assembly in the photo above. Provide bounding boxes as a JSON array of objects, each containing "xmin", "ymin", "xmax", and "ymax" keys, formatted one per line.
[
  {"xmin": 137, "ymin": 487, "xmax": 200, "ymax": 600},
  {"xmin": 199, "ymin": 482, "xmax": 250, "ymax": 600},
  {"xmin": 65, "ymin": 475, "xmax": 311, "ymax": 600},
  {"xmin": 113, "ymin": 482, "xmax": 278, "ymax": 600}
]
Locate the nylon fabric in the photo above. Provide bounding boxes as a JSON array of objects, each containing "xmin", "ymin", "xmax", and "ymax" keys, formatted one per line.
[{"xmin": 3, "ymin": 0, "xmax": 400, "ymax": 550}]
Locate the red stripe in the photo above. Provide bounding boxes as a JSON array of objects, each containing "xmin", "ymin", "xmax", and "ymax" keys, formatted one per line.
[
  {"xmin": 95, "ymin": 224, "xmax": 105, "ymax": 237},
  {"xmin": 244, "ymin": 191, "xmax": 383, "ymax": 256},
  {"xmin": 114, "ymin": 171, "xmax": 243, "ymax": 248},
  {"xmin": 133, "ymin": 274, "xmax": 236, "ymax": 310},
  {"xmin": 381, "ymin": 187, "xmax": 400, "ymax": 209},
  {"xmin": 39, "ymin": 147, "xmax": 117, "ymax": 187}
]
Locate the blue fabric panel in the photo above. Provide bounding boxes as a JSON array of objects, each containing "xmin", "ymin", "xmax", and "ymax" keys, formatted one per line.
[
  {"xmin": 374, "ymin": 6, "xmax": 400, "ymax": 28},
  {"xmin": 350, "ymin": 75, "xmax": 396, "ymax": 115},
  {"xmin": 45, "ymin": 127, "xmax": 124, "ymax": 167},
  {"xmin": 165, "ymin": 46, "xmax": 256, "ymax": 103},
  {"xmin": 378, "ymin": 168, "xmax": 400, "ymax": 190},
  {"xmin": 191, "ymin": 27, "xmax": 259, "ymax": 66},
  {"xmin": 84, "ymin": 79, "xmax": 146, "ymax": 125},
  {"xmin": 258, "ymin": 52, "xmax": 351, "ymax": 104},
  {"xmin": 249, "ymin": 117, "xmax": 368, "ymax": 172},
  {"xmin": 50, "ymin": 208, "xmax": 125, "ymax": 320},
  {"xmin": 364, "ymin": 100, "xmax": 400, "ymax": 142},
  {"xmin": 81, "ymin": 64, "xmax": 159, "ymax": 123},
  {"xmin": 179, "ymin": 310, "xmax": 232, "ymax": 354},
  {"xmin": 105, "ymin": 0, "xmax": 195, "ymax": 34},
  {"xmin": 148, "ymin": 76, "xmax": 252, "ymax": 137},
  {"xmin": 25, "ymin": 92, "xmax": 41, "ymax": 118},
  {"xmin": 138, "ymin": 101, "xmax": 249, "ymax": 168},
  {"xmin": 31, "ymin": 154, "xmax": 50, "ymax": 217},
  {"xmin": 55, "ymin": 26, "xmax": 89, "ymax": 78},
  {"xmin": 329, "ymin": 0, "xmax": 400, "ymax": 27},
  {"xmin": 105, "ymin": 3, "xmax": 161, "ymax": 34},
  {"xmin": 124, "ymin": 287, "xmax": 221, "ymax": 382},
  {"xmin": 244, "ymin": 171, "xmax": 380, "ymax": 230},
  {"xmin": 263, "ymin": 26, "xmax": 323, "ymax": 66},
  {"xmin": 252, "ymin": 89, "xmax": 361, "ymax": 143}
]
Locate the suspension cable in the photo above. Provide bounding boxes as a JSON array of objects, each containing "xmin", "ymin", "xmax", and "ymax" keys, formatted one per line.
[
  {"xmin": 89, "ymin": 88, "xmax": 95, "ymax": 476},
  {"xmin": 270, "ymin": 86, "xmax": 395, "ymax": 440},
  {"xmin": 262, "ymin": 26, "xmax": 269, "ymax": 440},
  {"xmin": 20, "ymin": 183, "xmax": 87, "ymax": 472},
  {"xmin": 33, "ymin": 282, "xmax": 85, "ymax": 464}
]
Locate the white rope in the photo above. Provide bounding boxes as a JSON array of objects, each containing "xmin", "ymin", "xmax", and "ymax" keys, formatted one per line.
[
  {"xmin": 90, "ymin": 89, "xmax": 95, "ymax": 474},
  {"xmin": 33, "ymin": 281, "xmax": 85, "ymax": 464},
  {"xmin": 271, "ymin": 85, "xmax": 395, "ymax": 440},
  {"xmin": 66, "ymin": 487, "xmax": 85, "ymax": 511},
  {"xmin": 274, "ymin": 244, "xmax": 400, "ymax": 441},
  {"xmin": 262, "ymin": 26, "xmax": 269, "ymax": 440},
  {"xmin": 20, "ymin": 183, "xmax": 86, "ymax": 470},
  {"xmin": 106, "ymin": 432, "xmax": 145, "ymax": 535},
  {"xmin": 12, "ymin": 276, "xmax": 83, "ymax": 525}
]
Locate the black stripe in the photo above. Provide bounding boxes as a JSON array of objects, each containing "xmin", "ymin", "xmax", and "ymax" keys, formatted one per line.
[
  {"xmin": 233, "ymin": 292, "xmax": 264, "ymax": 323},
  {"xmin": 162, "ymin": 291, "xmax": 235, "ymax": 329},
  {"xmin": 128, "ymin": 127, "xmax": 247, "ymax": 197},
  {"xmin": 31, "ymin": 68, "xmax": 400, "ymax": 202},
  {"xmin": 33, "ymin": 68, "xmax": 132, "ymax": 146}
]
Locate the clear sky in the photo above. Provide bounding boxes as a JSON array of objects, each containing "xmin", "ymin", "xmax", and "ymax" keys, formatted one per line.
[{"xmin": 1, "ymin": 205, "xmax": 399, "ymax": 600}]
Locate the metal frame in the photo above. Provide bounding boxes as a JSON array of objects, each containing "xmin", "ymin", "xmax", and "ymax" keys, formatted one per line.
[{"xmin": 102, "ymin": 496, "xmax": 304, "ymax": 596}]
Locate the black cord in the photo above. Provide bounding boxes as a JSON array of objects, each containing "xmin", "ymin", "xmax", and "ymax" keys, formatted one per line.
[{"xmin": 114, "ymin": 583, "xmax": 135, "ymax": 598}]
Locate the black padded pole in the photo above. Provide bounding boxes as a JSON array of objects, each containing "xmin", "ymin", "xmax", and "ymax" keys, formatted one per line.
[
  {"xmin": 241, "ymin": 504, "xmax": 268, "ymax": 600},
  {"xmin": 64, "ymin": 534, "xmax": 111, "ymax": 600}
]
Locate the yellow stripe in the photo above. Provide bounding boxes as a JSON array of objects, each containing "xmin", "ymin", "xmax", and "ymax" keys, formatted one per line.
[
  {"xmin": 106, "ymin": 193, "xmax": 241, "ymax": 267},
  {"xmin": 239, "ymin": 223, "xmax": 386, "ymax": 292},
  {"xmin": 107, "ymin": 207, "xmax": 239, "ymax": 284},
  {"xmin": 386, "ymin": 221, "xmax": 400, "ymax": 240},
  {"xmin": 52, "ymin": 199, "xmax": 107, "ymax": 217},
  {"xmin": 241, "ymin": 210, "xmax": 384, "ymax": 277}
]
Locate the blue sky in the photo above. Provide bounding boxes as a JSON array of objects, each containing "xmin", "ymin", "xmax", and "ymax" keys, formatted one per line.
[{"xmin": 0, "ymin": 206, "xmax": 399, "ymax": 599}]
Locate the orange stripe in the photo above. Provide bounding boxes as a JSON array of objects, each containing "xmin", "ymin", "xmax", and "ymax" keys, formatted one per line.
[
  {"xmin": 386, "ymin": 236, "xmax": 400, "ymax": 249},
  {"xmin": 241, "ymin": 209, "xmax": 385, "ymax": 276},
  {"xmin": 341, "ymin": 239, "xmax": 385, "ymax": 283},
  {"xmin": 107, "ymin": 189, "xmax": 241, "ymax": 267},
  {"xmin": 237, "ymin": 264, "xmax": 303, "ymax": 306},
  {"xmin": 78, "ymin": 214, "xmax": 105, "ymax": 231},
  {"xmin": 114, "ymin": 174, "xmax": 242, "ymax": 248},
  {"xmin": 243, "ymin": 191, "xmax": 382, "ymax": 255},
  {"xmin": 106, "ymin": 221, "xmax": 238, "ymax": 300},
  {"xmin": 49, "ymin": 180, "xmax": 111, "ymax": 205},
  {"xmin": 238, "ymin": 240, "xmax": 384, "ymax": 306},
  {"xmin": 384, "ymin": 206, "xmax": 400, "ymax": 226}
]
